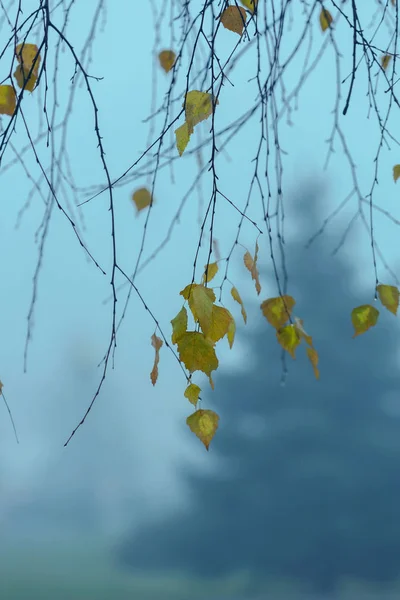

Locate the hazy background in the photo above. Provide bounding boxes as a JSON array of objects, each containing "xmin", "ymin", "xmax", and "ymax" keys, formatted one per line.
[{"xmin": 0, "ymin": 1, "xmax": 400, "ymax": 598}]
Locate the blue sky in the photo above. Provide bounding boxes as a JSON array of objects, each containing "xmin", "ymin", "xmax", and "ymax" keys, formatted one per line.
[{"xmin": 0, "ymin": 0, "xmax": 399, "ymax": 537}]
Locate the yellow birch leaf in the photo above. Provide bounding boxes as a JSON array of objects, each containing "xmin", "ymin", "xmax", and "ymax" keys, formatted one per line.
[
  {"xmin": 381, "ymin": 54, "xmax": 392, "ymax": 71},
  {"xmin": 171, "ymin": 306, "xmax": 188, "ymax": 344},
  {"xmin": 132, "ymin": 187, "xmax": 152, "ymax": 212},
  {"xmin": 0, "ymin": 380, "xmax": 3, "ymax": 395},
  {"xmin": 150, "ymin": 334, "xmax": 163, "ymax": 385},
  {"xmin": 184, "ymin": 91, "xmax": 218, "ymax": 134},
  {"xmin": 221, "ymin": 6, "xmax": 247, "ymax": 35},
  {"xmin": 393, "ymin": 165, "xmax": 400, "ymax": 183},
  {"xmin": 187, "ymin": 408, "xmax": 219, "ymax": 451},
  {"xmin": 16, "ymin": 43, "xmax": 40, "ymax": 71},
  {"xmin": 320, "ymin": 8, "xmax": 333, "ymax": 31},
  {"xmin": 239, "ymin": 0, "xmax": 257, "ymax": 13},
  {"xmin": 184, "ymin": 383, "xmax": 201, "ymax": 406},
  {"xmin": 14, "ymin": 65, "xmax": 38, "ymax": 91},
  {"xmin": 0, "ymin": 85, "xmax": 16, "ymax": 116},
  {"xmin": 377, "ymin": 284, "xmax": 399, "ymax": 316},
  {"xmin": 180, "ymin": 284, "xmax": 215, "ymax": 336},
  {"xmin": 261, "ymin": 295, "xmax": 296, "ymax": 330},
  {"xmin": 206, "ymin": 306, "xmax": 234, "ymax": 345},
  {"xmin": 307, "ymin": 347, "xmax": 320, "ymax": 380},
  {"xmin": 351, "ymin": 305, "xmax": 379, "ymax": 337},
  {"xmin": 227, "ymin": 318, "xmax": 236, "ymax": 349},
  {"xmin": 276, "ymin": 324, "xmax": 301, "ymax": 359},
  {"xmin": 175, "ymin": 122, "xmax": 191, "ymax": 156},
  {"xmin": 158, "ymin": 49, "xmax": 176, "ymax": 73},
  {"xmin": 231, "ymin": 286, "xmax": 247, "ymax": 324},
  {"xmin": 177, "ymin": 331, "xmax": 219, "ymax": 377},
  {"xmin": 202, "ymin": 262, "xmax": 218, "ymax": 284},
  {"xmin": 243, "ymin": 244, "xmax": 261, "ymax": 295},
  {"xmin": 294, "ymin": 316, "xmax": 313, "ymax": 347}
]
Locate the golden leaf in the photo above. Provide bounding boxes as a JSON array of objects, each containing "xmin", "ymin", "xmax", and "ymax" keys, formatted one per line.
[
  {"xmin": 158, "ymin": 49, "xmax": 176, "ymax": 73},
  {"xmin": 150, "ymin": 334, "xmax": 163, "ymax": 385},
  {"xmin": 132, "ymin": 187, "xmax": 152, "ymax": 212},
  {"xmin": 221, "ymin": 6, "xmax": 247, "ymax": 35},
  {"xmin": 376, "ymin": 284, "xmax": 399, "ymax": 316},
  {"xmin": 307, "ymin": 347, "xmax": 320, "ymax": 380},
  {"xmin": 293, "ymin": 316, "xmax": 313, "ymax": 347},
  {"xmin": 171, "ymin": 306, "xmax": 188, "ymax": 344},
  {"xmin": 177, "ymin": 331, "xmax": 219, "ymax": 377},
  {"xmin": 243, "ymin": 243, "xmax": 261, "ymax": 295},
  {"xmin": 14, "ymin": 65, "xmax": 37, "ymax": 92},
  {"xmin": 184, "ymin": 90, "xmax": 218, "ymax": 135},
  {"xmin": 180, "ymin": 283, "xmax": 215, "ymax": 336},
  {"xmin": 187, "ymin": 409, "xmax": 219, "ymax": 450},
  {"xmin": 393, "ymin": 164, "xmax": 400, "ymax": 183},
  {"xmin": 261, "ymin": 295, "xmax": 296, "ymax": 330},
  {"xmin": 227, "ymin": 318, "xmax": 236, "ymax": 349},
  {"xmin": 381, "ymin": 54, "xmax": 392, "ymax": 71},
  {"xmin": 320, "ymin": 8, "xmax": 333, "ymax": 32},
  {"xmin": 175, "ymin": 122, "xmax": 191, "ymax": 156},
  {"xmin": 351, "ymin": 305, "xmax": 379, "ymax": 337},
  {"xmin": 0, "ymin": 85, "xmax": 16, "ymax": 116},
  {"xmin": 206, "ymin": 306, "xmax": 234, "ymax": 345},
  {"xmin": 239, "ymin": 0, "xmax": 257, "ymax": 13},
  {"xmin": 202, "ymin": 262, "xmax": 219, "ymax": 284},
  {"xmin": 231, "ymin": 286, "xmax": 247, "ymax": 324},
  {"xmin": 14, "ymin": 43, "xmax": 40, "ymax": 92},
  {"xmin": 276, "ymin": 324, "xmax": 301, "ymax": 359},
  {"xmin": 184, "ymin": 383, "xmax": 201, "ymax": 406}
]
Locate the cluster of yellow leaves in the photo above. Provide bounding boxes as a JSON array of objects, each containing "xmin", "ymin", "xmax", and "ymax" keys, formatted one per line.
[
  {"xmin": 319, "ymin": 8, "xmax": 333, "ymax": 32},
  {"xmin": 0, "ymin": 41, "xmax": 40, "ymax": 116},
  {"xmin": 261, "ymin": 295, "xmax": 320, "ymax": 379},
  {"xmin": 175, "ymin": 90, "xmax": 219, "ymax": 156},
  {"xmin": 351, "ymin": 284, "xmax": 399, "ymax": 338},
  {"xmin": 220, "ymin": 6, "xmax": 247, "ymax": 36},
  {"xmin": 169, "ymin": 261, "xmax": 249, "ymax": 450},
  {"xmin": 131, "ymin": 187, "xmax": 153, "ymax": 213},
  {"xmin": 158, "ymin": 50, "xmax": 176, "ymax": 73},
  {"xmin": 14, "ymin": 43, "xmax": 41, "ymax": 92}
]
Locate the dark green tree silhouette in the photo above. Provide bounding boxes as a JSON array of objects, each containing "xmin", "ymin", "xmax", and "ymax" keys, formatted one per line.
[{"xmin": 116, "ymin": 185, "xmax": 400, "ymax": 594}]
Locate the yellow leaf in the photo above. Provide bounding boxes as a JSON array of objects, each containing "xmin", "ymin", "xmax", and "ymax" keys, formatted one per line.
[
  {"xmin": 206, "ymin": 306, "xmax": 234, "ymax": 345},
  {"xmin": 294, "ymin": 316, "xmax": 313, "ymax": 347},
  {"xmin": 0, "ymin": 85, "xmax": 16, "ymax": 116},
  {"xmin": 227, "ymin": 318, "xmax": 236, "ymax": 349},
  {"xmin": 177, "ymin": 331, "xmax": 219, "ymax": 377},
  {"xmin": 221, "ymin": 6, "xmax": 247, "ymax": 35},
  {"xmin": 175, "ymin": 121, "xmax": 191, "ymax": 156},
  {"xmin": 261, "ymin": 295, "xmax": 296, "ymax": 330},
  {"xmin": 14, "ymin": 65, "xmax": 38, "ymax": 91},
  {"xmin": 239, "ymin": 0, "xmax": 257, "ymax": 13},
  {"xmin": 180, "ymin": 283, "xmax": 215, "ymax": 336},
  {"xmin": 276, "ymin": 324, "xmax": 300, "ymax": 359},
  {"xmin": 231, "ymin": 286, "xmax": 247, "ymax": 324},
  {"xmin": 184, "ymin": 383, "xmax": 201, "ymax": 406},
  {"xmin": 132, "ymin": 187, "xmax": 152, "ymax": 212},
  {"xmin": 184, "ymin": 90, "xmax": 218, "ymax": 135},
  {"xmin": 171, "ymin": 306, "xmax": 188, "ymax": 344},
  {"xmin": 16, "ymin": 43, "xmax": 40, "ymax": 71},
  {"xmin": 351, "ymin": 305, "xmax": 379, "ymax": 337},
  {"xmin": 187, "ymin": 408, "xmax": 219, "ymax": 451},
  {"xmin": 202, "ymin": 261, "xmax": 218, "ymax": 284},
  {"xmin": 0, "ymin": 380, "xmax": 3, "ymax": 395},
  {"xmin": 381, "ymin": 54, "xmax": 392, "ymax": 71},
  {"xmin": 319, "ymin": 8, "xmax": 333, "ymax": 32},
  {"xmin": 393, "ymin": 164, "xmax": 400, "ymax": 183},
  {"xmin": 307, "ymin": 347, "xmax": 320, "ymax": 380},
  {"xmin": 150, "ymin": 334, "xmax": 163, "ymax": 385},
  {"xmin": 158, "ymin": 49, "xmax": 176, "ymax": 73},
  {"xmin": 377, "ymin": 284, "xmax": 399, "ymax": 316},
  {"xmin": 243, "ymin": 243, "xmax": 261, "ymax": 295}
]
